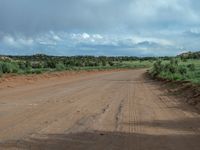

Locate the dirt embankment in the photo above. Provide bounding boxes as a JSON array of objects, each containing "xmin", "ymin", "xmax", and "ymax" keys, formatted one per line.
[
  {"xmin": 0, "ymin": 69, "xmax": 127, "ymax": 89},
  {"xmin": 147, "ymin": 73, "xmax": 200, "ymax": 110}
]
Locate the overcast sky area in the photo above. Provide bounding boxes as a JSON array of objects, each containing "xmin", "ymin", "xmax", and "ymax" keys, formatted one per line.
[{"xmin": 0, "ymin": 0, "xmax": 200, "ymax": 56}]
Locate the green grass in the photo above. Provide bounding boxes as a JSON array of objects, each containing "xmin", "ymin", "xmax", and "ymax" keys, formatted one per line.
[
  {"xmin": 180, "ymin": 59, "xmax": 200, "ymax": 83},
  {"xmin": 117, "ymin": 60, "xmax": 154, "ymax": 68},
  {"xmin": 0, "ymin": 60, "xmax": 153, "ymax": 76},
  {"xmin": 150, "ymin": 59, "xmax": 200, "ymax": 84}
]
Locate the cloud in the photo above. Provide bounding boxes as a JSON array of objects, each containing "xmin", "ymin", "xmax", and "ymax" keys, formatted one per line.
[
  {"xmin": 0, "ymin": 32, "xmax": 178, "ymax": 56},
  {"xmin": 1, "ymin": 0, "xmax": 200, "ymax": 35},
  {"xmin": 2, "ymin": 35, "xmax": 34, "ymax": 47},
  {"xmin": 71, "ymin": 33, "xmax": 104, "ymax": 43},
  {"xmin": 0, "ymin": 0, "xmax": 200, "ymax": 56}
]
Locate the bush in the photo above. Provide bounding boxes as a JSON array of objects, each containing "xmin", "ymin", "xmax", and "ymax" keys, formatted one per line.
[
  {"xmin": 18, "ymin": 62, "xmax": 26, "ymax": 70},
  {"xmin": 0, "ymin": 63, "xmax": 3, "ymax": 75},
  {"xmin": 178, "ymin": 65, "xmax": 187, "ymax": 75},
  {"xmin": 151, "ymin": 60, "xmax": 162, "ymax": 76},
  {"xmin": 187, "ymin": 64, "xmax": 195, "ymax": 71},
  {"xmin": 31, "ymin": 62, "xmax": 43, "ymax": 69},
  {"xmin": 108, "ymin": 61, "xmax": 114, "ymax": 66},
  {"xmin": 56, "ymin": 63, "xmax": 65, "ymax": 71},
  {"xmin": 46, "ymin": 61, "xmax": 57, "ymax": 68},
  {"xmin": 2, "ymin": 63, "xmax": 12, "ymax": 73},
  {"xmin": 32, "ymin": 69, "xmax": 43, "ymax": 74},
  {"xmin": 1, "ymin": 62, "xmax": 19, "ymax": 73},
  {"xmin": 150, "ymin": 59, "xmax": 197, "ymax": 82}
]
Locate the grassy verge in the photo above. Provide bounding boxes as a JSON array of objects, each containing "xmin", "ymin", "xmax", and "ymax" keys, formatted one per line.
[
  {"xmin": 149, "ymin": 58, "xmax": 200, "ymax": 109},
  {"xmin": 0, "ymin": 60, "xmax": 153, "ymax": 77},
  {"xmin": 149, "ymin": 59, "xmax": 200, "ymax": 84}
]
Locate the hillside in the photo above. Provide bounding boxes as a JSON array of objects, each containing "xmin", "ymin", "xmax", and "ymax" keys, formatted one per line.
[{"xmin": 178, "ymin": 51, "xmax": 200, "ymax": 59}]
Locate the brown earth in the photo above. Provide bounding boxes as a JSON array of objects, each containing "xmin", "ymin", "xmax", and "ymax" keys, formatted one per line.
[{"xmin": 0, "ymin": 69, "xmax": 199, "ymax": 150}]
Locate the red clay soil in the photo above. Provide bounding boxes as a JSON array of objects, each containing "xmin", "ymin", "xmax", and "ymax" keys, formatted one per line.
[
  {"xmin": 0, "ymin": 69, "xmax": 199, "ymax": 150},
  {"xmin": 148, "ymin": 74, "xmax": 200, "ymax": 111}
]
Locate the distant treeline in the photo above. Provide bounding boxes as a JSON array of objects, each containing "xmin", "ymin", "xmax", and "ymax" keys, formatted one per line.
[
  {"xmin": 178, "ymin": 51, "xmax": 200, "ymax": 59},
  {"xmin": 7, "ymin": 54, "xmax": 158, "ymax": 61},
  {"xmin": 0, "ymin": 54, "xmax": 157, "ymax": 75},
  {"xmin": 0, "ymin": 51, "xmax": 199, "ymax": 75}
]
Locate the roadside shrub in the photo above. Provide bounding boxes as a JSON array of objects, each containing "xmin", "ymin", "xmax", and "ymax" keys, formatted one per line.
[
  {"xmin": 150, "ymin": 58, "xmax": 198, "ymax": 82},
  {"xmin": 151, "ymin": 60, "xmax": 162, "ymax": 76},
  {"xmin": 18, "ymin": 62, "xmax": 26, "ymax": 70},
  {"xmin": 187, "ymin": 64, "xmax": 195, "ymax": 71},
  {"xmin": 25, "ymin": 61, "xmax": 31, "ymax": 67},
  {"xmin": 46, "ymin": 61, "xmax": 57, "ymax": 68},
  {"xmin": 31, "ymin": 62, "xmax": 43, "ymax": 69},
  {"xmin": 56, "ymin": 63, "xmax": 65, "ymax": 71},
  {"xmin": 170, "ymin": 59, "xmax": 178, "ymax": 66},
  {"xmin": 108, "ymin": 61, "xmax": 114, "ymax": 66},
  {"xmin": 2, "ymin": 63, "xmax": 12, "ymax": 73},
  {"xmin": 178, "ymin": 65, "xmax": 187, "ymax": 75},
  {"xmin": 102, "ymin": 60, "xmax": 107, "ymax": 66},
  {"xmin": 32, "ymin": 69, "xmax": 43, "ymax": 74},
  {"xmin": 11, "ymin": 63, "xmax": 19, "ymax": 73},
  {"xmin": 0, "ymin": 63, "xmax": 3, "ymax": 75},
  {"xmin": 1, "ymin": 62, "xmax": 19, "ymax": 73},
  {"xmin": 169, "ymin": 65, "xmax": 177, "ymax": 73}
]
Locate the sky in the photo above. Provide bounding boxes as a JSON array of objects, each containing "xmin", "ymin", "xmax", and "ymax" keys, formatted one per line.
[{"xmin": 0, "ymin": 0, "xmax": 200, "ymax": 56}]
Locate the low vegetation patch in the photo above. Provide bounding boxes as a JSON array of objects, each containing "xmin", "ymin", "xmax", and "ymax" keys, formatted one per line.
[
  {"xmin": 150, "ymin": 58, "xmax": 200, "ymax": 84},
  {"xmin": 149, "ymin": 53, "xmax": 200, "ymax": 109},
  {"xmin": 0, "ymin": 54, "xmax": 155, "ymax": 76}
]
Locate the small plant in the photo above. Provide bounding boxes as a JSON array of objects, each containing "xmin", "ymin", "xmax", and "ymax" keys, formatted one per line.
[
  {"xmin": 151, "ymin": 60, "xmax": 162, "ymax": 76},
  {"xmin": 178, "ymin": 65, "xmax": 187, "ymax": 75},
  {"xmin": 56, "ymin": 62, "xmax": 65, "ymax": 71},
  {"xmin": 1, "ymin": 62, "xmax": 19, "ymax": 73},
  {"xmin": 187, "ymin": 64, "xmax": 195, "ymax": 71},
  {"xmin": 0, "ymin": 63, "xmax": 3, "ymax": 76}
]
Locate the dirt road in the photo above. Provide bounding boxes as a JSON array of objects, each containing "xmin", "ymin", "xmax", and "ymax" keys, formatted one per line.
[{"xmin": 0, "ymin": 69, "xmax": 199, "ymax": 150}]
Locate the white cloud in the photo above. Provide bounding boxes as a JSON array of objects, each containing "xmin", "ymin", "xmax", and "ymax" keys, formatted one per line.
[
  {"xmin": 129, "ymin": 36, "xmax": 174, "ymax": 46},
  {"xmin": 82, "ymin": 33, "xmax": 90, "ymax": 39},
  {"xmin": 92, "ymin": 34, "xmax": 103, "ymax": 39},
  {"xmin": 2, "ymin": 35, "xmax": 34, "ymax": 47},
  {"xmin": 35, "ymin": 32, "xmax": 63, "ymax": 45},
  {"xmin": 3, "ymin": 36, "xmax": 16, "ymax": 46},
  {"xmin": 70, "ymin": 33, "xmax": 104, "ymax": 43}
]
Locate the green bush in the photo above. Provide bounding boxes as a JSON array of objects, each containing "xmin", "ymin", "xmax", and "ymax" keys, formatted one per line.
[
  {"xmin": 150, "ymin": 60, "xmax": 162, "ymax": 76},
  {"xmin": 1, "ymin": 62, "xmax": 19, "ymax": 73},
  {"xmin": 32, "ymin": 69, "xmax": 43, "ymax": 74},
  {"xmin": 150, "ymin": 58, "xmax": 200, "ymax": 83},
  {"xmin": 56, "ymin": 63, "xmax": 65, "ymax": 71},
  {"xmin": 108, "ymin": 61, "xmax": 114, "ymax": 66},
  {"xmin": 178, "ymin": 65, "xmax": 187, "ymax": 75},
  {"xmin": 187, "ymin": 64, "xmax": 195, "ymax": 71},
  {"xmin": 0, "ymin": 63, "xmax": 3, "ymax": 75},
  {"xmin": 18, "ymin": 62, "xmax": 26, "ymax": 70}
]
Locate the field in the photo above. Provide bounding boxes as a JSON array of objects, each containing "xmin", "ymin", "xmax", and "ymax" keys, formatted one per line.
[{"xmin": 0, "ymin": 55, "xmax": 154, "ymax": 75}]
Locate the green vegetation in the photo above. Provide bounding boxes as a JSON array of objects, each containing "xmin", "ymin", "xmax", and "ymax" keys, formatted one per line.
[
  {"xmin": 1, "ymin": 51, "xmax": 199, "ymax": 84},
  {"xmin": 178, "ymin": 51, "xmax": 200, "ymax": 59},
  {"xmin": 0, "ymin": 54, "xmax": 155, "ymax": 76},
  {"xmin": 150, "ymin": 58, "xmax": 200, "ymax": 84}
]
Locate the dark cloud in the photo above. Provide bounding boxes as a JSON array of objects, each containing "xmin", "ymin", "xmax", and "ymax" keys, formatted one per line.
[
  {"xmin": 0, "ymin": 0, "xmax": 132, "ymax": 35},
  {"xmin": 1, "ymin": 0, "xmax": 199, "ymax": 35},
  {"xmin": 0, "ymin": 0, "xmax": 200, "ymax": 56}
]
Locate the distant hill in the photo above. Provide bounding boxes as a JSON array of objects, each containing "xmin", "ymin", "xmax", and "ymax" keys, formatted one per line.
[{"xmin": 178, "ymin": 51, "xmax": 200, "ymax": 59}]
